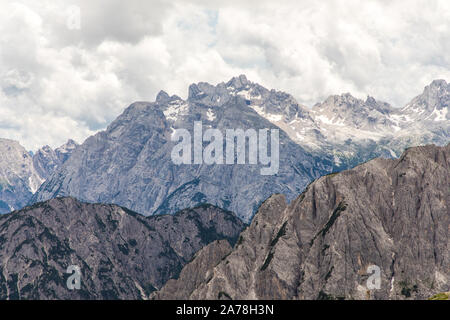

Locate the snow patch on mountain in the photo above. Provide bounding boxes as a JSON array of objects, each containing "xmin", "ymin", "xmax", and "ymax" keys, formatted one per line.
[
  {"xmin": 430, "ymin": 107, "xmax": 448, "ymax": 121},
  {"xmin": 163, "ymin": 100, "xmax": 189, "ymax": 121},
  {"xmin": 206, "ymin": 109, "xmax": 215, "ymax": 121}
]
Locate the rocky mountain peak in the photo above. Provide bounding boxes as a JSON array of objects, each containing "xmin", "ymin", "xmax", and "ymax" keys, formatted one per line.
[
  {"xmin": 14, "ymin": 75, "xmax": 450, "ymax": 221},
  {"xmin": 314, "ymin": 93, "xmax": 369, "ymax": 118},
  {"xmin": 187, "ymin": 80, "xmax": 230, "ymax": 104},
  {"xmin": 420, "ymin": 79, "xmax": 449, "ymax": 103},
  {"xmin": 59, "ymin": 139, "xmax": 78, "ymax": 150},
  {"xmin": 39, "ymin": 145, "xmax": 53, "ymax": 153},
  {"xmin": 322, "ymin": 93, "xmax": 361, "ymax": 109},
  {"xmin": 402, "ymin": 80, "xmax": 449, "ymax": 122},
  {"xmin": 365, "ymin": 95, "xmax": 377, "ymax": 105},
  {"xmin": 55, "ymin": 139, "xmax": 78, "ymax": 163},
  {"xmin": 31, "ymin": 77, "xmax": 333, "ymax": 221},
  {"xmin": 226, "ymin": 74, "xmax": 249, "ymax": 90},
  {"xmin": 314, "ymin": 92, "xmax": 395, "ymax": 118},
  {"xmin": 187, "ymin": 75, "xmax": 260, "ymax": 106},
  {"xmin": 33, "ymin": 140, "xmax": 79, "ymax": 182},
  {"xmin": 364, "ymin": 95, "xmax": 377, "ymax": 109},
  {"xmin": 188, "ymin": 83, "xmax": 208, "ymax": 99},
  {"xmin": 428, "ymin": 79, "xmax": 448, "ymax": 90},
  {"xmin": 156, "ymin": 90, "xmax": 170, "ymax": 103},
  {"xmin": 0, "ymin": 138, "xmax": 24, "ymax": 151}
]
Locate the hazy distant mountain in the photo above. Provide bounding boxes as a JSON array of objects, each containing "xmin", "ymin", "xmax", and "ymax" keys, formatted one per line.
[
  {"xmin": 0, "ymin": 139, "xmax": 77, "ymax": 214},
  {"xmin": 154, "ymin": 144, "xmax": 449, "ymax": 300},
  {"xmin": 226, "ymin": 76, "xmax": 449, "ymax": 169},
  {"xmin": 0, "ymin": 197, "xmax": 244, "ymax": 299}
]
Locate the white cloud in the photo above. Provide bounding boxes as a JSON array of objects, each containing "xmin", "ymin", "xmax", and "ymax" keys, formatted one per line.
[{"xmin": 0, "ymin": 0, "xmax": 449, "ymax": 150}]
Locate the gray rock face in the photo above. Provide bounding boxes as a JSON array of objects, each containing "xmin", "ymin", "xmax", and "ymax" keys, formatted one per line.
[
  {"xmin": 0, "ymin": 198, "xmax": 244, "ymax": 299},
  {"xmin": 0, "ymin": 139, "xmax": 44, "ymax": 213},
  {"xmin": 32, "ymin": 78, "xmax": 333, "ymax": 222},
  {"xmin": 151, "ymin": 239, "xmax": 233, "ymax": 300},
  {"xmin": 32, "ymin": 140, "xmax": 79, "ymax": 181},
  {"xmin": 156, "ymin": 144, "xmax": 449, "ymax": 300},
  {"xmin": 32, "ymin": 146, "xmax": 59, "ymax": 181},
  {"xmin": 312, "ymin": 93, "xmax": 398, "ymax": 133},
  {"xmin": 224, "ymin": 76, "xmax": 449, "ymax": 170},
  {"xmin": 0, "ymin": 139, "xmax": 78, "ymax": 214},
  {"xmin": 402, "ymin": 79, "xmax": 450, "ymax": 122}
]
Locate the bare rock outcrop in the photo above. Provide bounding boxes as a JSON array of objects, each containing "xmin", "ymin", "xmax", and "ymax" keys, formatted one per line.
[
  {"xmin": 156, "ymin": 144, "xmax": 449, "ymax": 300},
  {"xmin": 0, "ymin": 198, "xmax": 244, "ymax": 299},
  {"xmin": 151, "ymin": 240, "xmax": 233, "ymax": 300}
]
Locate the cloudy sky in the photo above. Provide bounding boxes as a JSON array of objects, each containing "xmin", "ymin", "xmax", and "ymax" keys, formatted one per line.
[{"xmin": 1, "ymin": 0, "xmax": 450, "ymax": 150}]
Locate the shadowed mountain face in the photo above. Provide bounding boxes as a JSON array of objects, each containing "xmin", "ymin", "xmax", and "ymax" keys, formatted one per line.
[
  {"xmin": 31, "ymin": 81, "xmax": 334, "ymax": 222},
  {"xmin": 153, "ymin": 144, "xmax": 449, "ymax": 300},
  {"xmin": 0, "ymin": 197, "xmax": 244, "ymax": 299}
]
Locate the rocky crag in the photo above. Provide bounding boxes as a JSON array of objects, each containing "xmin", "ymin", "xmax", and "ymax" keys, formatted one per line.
[
  {"xmin": 0, "ymin": 198, "xmax": 244, "ymax": 299},
  {"xmin": 154, "ymin": 144, "xmax": 449, "ymax": 300}
]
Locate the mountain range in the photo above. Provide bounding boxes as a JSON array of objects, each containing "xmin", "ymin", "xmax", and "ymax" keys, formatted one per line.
[
  {"xmin": 0, "ymin": 76, "xmax": 448, "ymax": 300},
  {"xmin": 0, "ymin": 197, "xmax": 244, "ymax": 299},
  {"xmin": 224, "ymin": 76, "xmax": 449, "ymax": 169},
  {"xmin": 28, "ymin": 76, "xmax": 450, "ymax": 222},
  {"xmin": 0, "ymin": 144, "xmax": 447, "ymax": 299},
  {"xmin": 31, "ymin": 79, "xmax": 334, "ymax": 222}
]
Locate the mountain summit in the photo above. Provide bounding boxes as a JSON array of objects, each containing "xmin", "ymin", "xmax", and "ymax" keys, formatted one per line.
[
  {"xmin": 31, "ymin": 76, "xmax": 449, "ymax": 221},
  {"xmin": 402, "ymin": 79, "xmax": 449, "ymax": 121}
]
